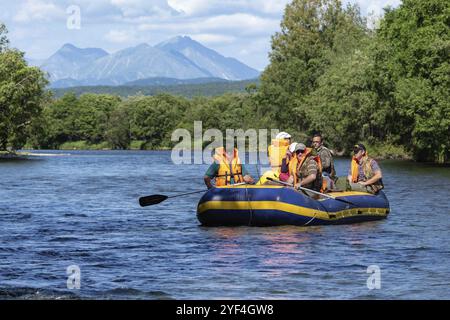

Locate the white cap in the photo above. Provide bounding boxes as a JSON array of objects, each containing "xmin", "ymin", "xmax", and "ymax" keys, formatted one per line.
[
  {"xmin": 288, "ymin": 143, "xmax": 298, "ymax": 153},
  {"xmin": 276, "ymin": 131, "xmax": 292, "ymax": 139}
]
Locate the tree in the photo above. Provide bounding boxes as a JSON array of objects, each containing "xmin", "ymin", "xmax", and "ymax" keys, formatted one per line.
[
  {"xmin": 127, "ymin": 94, "xmax": 189, "ymax": 149},
  {"xmin": 257, "ymin": 0, "xmax": 367, "ymax": 133},
  {"xmin": 105, "ymin": 103, "xmax": 132, "ymax": 150},
  {"xmin": 0, "ymin": 22, "xmax": 9, "ymax": 52},
  {"xmin": 373, "ymin": 0, "xmax": 450, "ymax": 162},
  {"xmin": 77, "ymin": 94, "xmax": 121, "ymax": 143},
  {"xmin": 0, "ymin": 34, "xmax": 48, "ymax": 151}
]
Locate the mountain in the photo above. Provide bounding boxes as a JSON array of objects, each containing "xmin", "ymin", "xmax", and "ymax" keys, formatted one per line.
[
  {"xmin": 81, "ymin": 43, "xmax": 209, "ymax": 85},
  {"xmin": 123, "ymin": 77, "xmax": 229, "ymax": 86},
  {"xmin": 41, "ymin": 44, "xmax": 108, "ymax": 82},
  {"xmin": 156, "ymin": 36, "xmax": 260, "ymax": 81},
  {"xmin": 37, "ymin": 37, "xmax": 260, "ymax": 88}
]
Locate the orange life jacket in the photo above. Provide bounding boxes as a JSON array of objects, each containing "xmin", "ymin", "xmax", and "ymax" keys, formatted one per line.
[
  {"xmin": 213, "ymin": 147, "xmax": 243, "ymax": 186},
  {"xmin": 293, "ymin": 148, "xmax": 324, "ymax": 192},
  {"xmin": 268, "ymin": 139, "xmax": 290, "ymax": 173},
  {"xmin": 288, "ymin": 156, "xmax": 298, "ymax": 184}
]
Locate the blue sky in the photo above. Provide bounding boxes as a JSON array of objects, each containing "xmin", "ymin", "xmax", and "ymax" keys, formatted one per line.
[{"xmin": 0, "ymin": 0, "xmax": 401, "ymax": 70}]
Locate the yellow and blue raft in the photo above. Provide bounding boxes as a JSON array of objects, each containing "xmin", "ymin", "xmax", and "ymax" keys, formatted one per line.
[{"xmin": 197, "ymin": 185, "xmax": 390, "ymax": 226}]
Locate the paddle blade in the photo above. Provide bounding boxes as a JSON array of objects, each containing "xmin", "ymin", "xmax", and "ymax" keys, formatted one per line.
[{"xmin": 139, "ymin": 194, "xmax": 168, "ymax": 207}]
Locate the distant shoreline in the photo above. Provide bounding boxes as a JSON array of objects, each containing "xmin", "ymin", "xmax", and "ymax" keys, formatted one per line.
[{"xmin": 1, "ymin": 149, "xmax": 414, "ymax": 162}]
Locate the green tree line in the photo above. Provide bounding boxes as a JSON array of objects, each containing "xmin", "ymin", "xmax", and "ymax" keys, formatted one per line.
[{"xmin": 1, "ymin": 0, "xmax": 449, "ymax": 162}]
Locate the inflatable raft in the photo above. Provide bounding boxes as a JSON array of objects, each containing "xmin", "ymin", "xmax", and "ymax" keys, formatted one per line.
[{"xmin": 197, "ymin": 185, "xmax": 389, "ymax": 226}]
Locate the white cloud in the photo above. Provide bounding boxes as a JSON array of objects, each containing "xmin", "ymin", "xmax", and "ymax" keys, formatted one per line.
[
  {"xmin": 139, "ymin": 13, "xmax": 280, "ymax": 37},
  {"xmin": 13, "ymin": 0, "xmax": 64, "ymax": 22},
  {"xmin": 346, "ymin": 0, "xmax": 401, "ymax": 29},
  {"xmin": 110, "ymin": 0, "xmax": 175, "ymax": 17},
  {"xmin": 167, "ymin": 0, "xmax": 214, "ymax": 16},
  {"xmin": 104, "ymin": 29, "xmax": 136, "ymax": 43},
  {"xmin": 191, "ymin": 33, "xmax": 236, "ymax": 44},
  {"xmin": 347, "ymin": 0, "xmax": 401, "ymax": 15},
  {"xmin": 167, "ymin": 0, "xmax": 290, "ymax": 17},
  {"xmin": 247, "ymin": 0, "xmax": 291, "ymax": 15}
]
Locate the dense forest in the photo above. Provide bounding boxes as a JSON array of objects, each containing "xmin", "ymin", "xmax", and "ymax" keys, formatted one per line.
[
  {"xmin": 0, "ymin": 0, "xmax": 449, "ymax": 163},
  {"xmin": 51, "ymin": 79, "xmax": 259, "ymax": 98}
]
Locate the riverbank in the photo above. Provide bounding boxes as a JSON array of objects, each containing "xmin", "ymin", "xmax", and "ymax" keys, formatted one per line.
[
  {"xmin": 364, "ymin": 143, "xmax": 413, "ymax": 161},
  {"xmin": 0, "ymin": 150, "xmax": 70, "ymax": 159},
  {"xmin": 19, "ymin": 140, "xmax": 414, "ymax": 161}
]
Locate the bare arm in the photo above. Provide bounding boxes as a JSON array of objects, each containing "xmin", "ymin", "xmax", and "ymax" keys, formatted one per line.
[
  {"xmin": 204, "ymin": 176, "xmax": 213, "ymax": 189},
  {"xmin": 359, "ymin": 170, "xmax": 382, "ymax": 186},
  {"xmin": 295, "ymin": 173, "xmax": 316, "ymax": 189},
  {"xmin": 243, "ymin": 175, "xmax": 254, "ymax": 184}
]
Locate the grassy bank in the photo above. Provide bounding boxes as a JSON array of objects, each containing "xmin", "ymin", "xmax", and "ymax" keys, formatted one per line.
[{"xmin": 364, "ymin": 143, "xmax": 412, "ymax": 161}]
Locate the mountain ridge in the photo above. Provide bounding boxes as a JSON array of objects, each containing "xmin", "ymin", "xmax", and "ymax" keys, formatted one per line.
[{"xmin": 36, "ymin": 36, "xmax": 260, "ymax": 88}]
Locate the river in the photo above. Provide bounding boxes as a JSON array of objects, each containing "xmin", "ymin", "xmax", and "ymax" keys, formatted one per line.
[{"xmin": 0, "ymin": 150, "xmax": 449, "ymax": 299}]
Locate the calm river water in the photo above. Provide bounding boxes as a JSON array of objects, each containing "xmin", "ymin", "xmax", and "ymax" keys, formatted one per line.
[{"xmin": 0, "ymin": 150, "xmax": 449, "ymax": 299}]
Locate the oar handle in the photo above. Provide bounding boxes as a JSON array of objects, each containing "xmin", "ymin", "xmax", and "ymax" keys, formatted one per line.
[
  {"xmin": 266, "ymin": 177, "xmax": 355, "ymax": 205},
  {"xmin": 167, "ymin": 189, "xmax": 209, "ymax": 199},
  {"xmin": 169, "ymin": 182, "xmax": 247, "ymax": 199},
  {"xmin": 139, "ymin": 182, "xmax": 250, "ymax": 207}
]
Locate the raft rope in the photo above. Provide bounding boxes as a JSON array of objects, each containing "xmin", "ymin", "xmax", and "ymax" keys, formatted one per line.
[
  {"xmin": 255, "ymin": 152, "xmax": 261, "ymax": 183},
  {"xmin": 245, "ymin": 185, "xmax": 254, "ymax": 226},
  {"xmin": 303, "ymin": 213, "xmax": 317, "ymax": 226}
]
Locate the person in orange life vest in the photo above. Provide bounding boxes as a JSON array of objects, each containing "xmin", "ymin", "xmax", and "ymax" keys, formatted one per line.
[
  {"xmin": 204, "ymin": 146, "xmax": 255, "ymax": 189},
  {"xmin": 287, "ymin": 143, "xmax": 323, "ymax": 192},
  {"xmin": 279, "ymin": 142, "xmax": 298, "ymax": 182},
  {"xmin": 347, "ymin": 143, "xmax": 384, "ymax": 194}
]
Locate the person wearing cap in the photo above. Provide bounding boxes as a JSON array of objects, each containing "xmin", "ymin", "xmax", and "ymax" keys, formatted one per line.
[
  {"xmin": 275, "ymin": 132, "xmax": 292, "ymax": 140},
  {"xmin": 204, "ymin": 145, "xmax": 254, "ymax": 189},
  {"xmin": 279, "ymin": 142, "xmax": 298, "ymax": 182},
  {"xmin": 258, "ymin": 132, "xmax": 292, "ymax": 184},
  {"xmin": 288, "ymin": 143, "xmax": 323, "ymax": 192},
  {"xmin": 267, "ymin": 131, "xmax": 292, "ymax": 173},
  {"xmin": 347, "ymin": 143, "xmax": 384, "ymax": 194}
]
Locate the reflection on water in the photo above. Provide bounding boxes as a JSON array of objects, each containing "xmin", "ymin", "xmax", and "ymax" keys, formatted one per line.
[{"xmin": 0, "ymin": 151, "xmax": 449, "ymax": 299}]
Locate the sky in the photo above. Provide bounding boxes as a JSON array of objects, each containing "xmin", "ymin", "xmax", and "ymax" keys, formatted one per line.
[{"xmin": 0, "ymin": 0, "xmax": 401, "ymax": 71}]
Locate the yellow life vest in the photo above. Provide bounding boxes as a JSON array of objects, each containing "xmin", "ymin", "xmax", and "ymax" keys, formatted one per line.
[
  {"xmin": 257, "ymin": 170, "xmax": 279, "ymax": 185},
  {"xmin": 268, "ymin": 139, "xmax": 289, "ymax": 173},
  {"xmin": 213, "ymin": 147, "xmax": 243, "ymax": 186}
]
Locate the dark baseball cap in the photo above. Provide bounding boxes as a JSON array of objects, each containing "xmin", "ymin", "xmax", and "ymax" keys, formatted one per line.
[{"xmin": 353, "ymin": 143, "xmax": 366, "ymax": 153}]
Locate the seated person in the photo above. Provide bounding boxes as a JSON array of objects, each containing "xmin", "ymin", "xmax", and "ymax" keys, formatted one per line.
[
  {"xmin": 204, "ymin": 146, "xmax": 254, "ymax": 189},
  {"xmin": 347, "ymin": 143, "xmax": 384, "ymax": 194}
]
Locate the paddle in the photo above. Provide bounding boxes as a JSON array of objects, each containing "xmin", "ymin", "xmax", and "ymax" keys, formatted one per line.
[
  {"xmin": 266, "ymin": 177, "xmax": 356, "ymax": 206},
  {"xmin": 139, "ymin": 182, "xmax": 248, "ymax": 207},
  {"xmin": 139, "ymin": 190, "xmax": 207, "ymax": 207}
]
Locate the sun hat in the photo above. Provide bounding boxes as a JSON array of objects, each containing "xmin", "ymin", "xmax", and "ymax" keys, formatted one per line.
[{"xmin": 275, "ymin": 132, "xmax": 292, "ymax": 140}]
